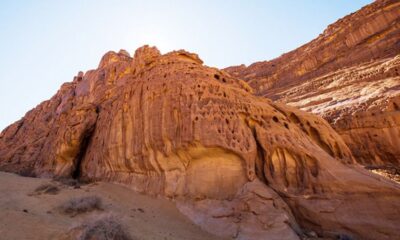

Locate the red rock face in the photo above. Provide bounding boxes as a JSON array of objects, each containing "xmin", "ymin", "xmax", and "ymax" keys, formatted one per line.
[
  {"xmin": 225, "ymin": 0, "xmax": 400, "ymax": 168},
  {"xmin": 1, "ymin": 45, "xmax": 400, "ymax": 240}
]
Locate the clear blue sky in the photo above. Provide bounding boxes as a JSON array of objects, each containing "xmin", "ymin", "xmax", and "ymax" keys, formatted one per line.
[{"xmin": 0, "ymin": 0, "xmax": 372, "ymax": 131}]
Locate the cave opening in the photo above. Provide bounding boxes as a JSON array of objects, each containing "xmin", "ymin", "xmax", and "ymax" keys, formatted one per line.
[{"xmin": 71, "ymin": 127, "xmax": 95, "ymax": 180}]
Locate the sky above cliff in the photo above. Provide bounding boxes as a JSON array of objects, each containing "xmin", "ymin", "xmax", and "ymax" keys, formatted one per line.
[{"xmin": 0, "ymin": 0, "xmax": 373, "ymax": 130}]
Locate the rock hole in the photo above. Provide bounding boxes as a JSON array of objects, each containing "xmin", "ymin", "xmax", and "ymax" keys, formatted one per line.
[
  {"xmin": 214, "ymin": 74, "xmax": 220, "ymax": 80},
  {"xmin": 72, "ymin": 127, "xmax": 95, "ymax": 179},
  {"xmin": 393, "ymin": 102, "xmax": 399, "ymax": 111},
  {"xmin": 272, "ymin": 116, "xmax": 279, "ymax": 122},
  {"xmin": 289, "ymin": 113, "xmax": 300, "ymax": 123}
]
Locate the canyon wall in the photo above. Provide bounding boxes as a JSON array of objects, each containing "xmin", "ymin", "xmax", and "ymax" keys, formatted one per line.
[
  {"xmin": 225, "ymin": 0, "xmax": 400, "ymax": 168},
  {"xmin": 1, "ymin": 46, "xmax": 400, "ymax": 239}
]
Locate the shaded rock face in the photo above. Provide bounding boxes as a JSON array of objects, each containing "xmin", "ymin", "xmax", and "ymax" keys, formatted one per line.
[
  {"xmin": 225, "ymin": 0, "xmax": 400, "ymax": 168},
  {"xmin": 1, "ymin": 45, "xmax": 400, "ymax": 240}
]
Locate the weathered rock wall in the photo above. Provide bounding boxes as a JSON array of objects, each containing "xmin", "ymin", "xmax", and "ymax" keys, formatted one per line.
[
  {"xmin": 225, "ymin": 0, "xmax": 400, "ymax": 167},
  {"xmin": 1, "ymin": 46, "xmax": 399, "ymax": 239}
]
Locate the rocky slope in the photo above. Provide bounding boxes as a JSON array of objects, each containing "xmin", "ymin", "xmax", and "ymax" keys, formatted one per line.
[
  {"xmin": 225, "ymin": 0, "xmax": 400, "ymax": 168},
  {"xmin": 1, "ymin": 46, "xmax": 400, "ymax": 240}
]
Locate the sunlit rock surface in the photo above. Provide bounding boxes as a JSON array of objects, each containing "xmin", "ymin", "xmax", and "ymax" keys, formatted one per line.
[
  {"xmin": 225, "ymin": 0, "xmax": 400, "ymax": 168},
  {"xmin": 1, "ymin": 45, "xmax": 399, "ymax": 240}
]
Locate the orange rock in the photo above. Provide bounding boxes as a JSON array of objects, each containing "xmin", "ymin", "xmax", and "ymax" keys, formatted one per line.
[
  {"xmin": 225, "ymin": 0, "xmax": 400, "ymax": 168},
  {"xmin": 1, "ymin": 45, "xmax": 399, "ymax": 239}
]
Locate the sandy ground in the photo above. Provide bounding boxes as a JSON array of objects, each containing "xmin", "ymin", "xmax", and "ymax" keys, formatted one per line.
[{"xmin": 0, "ymin": 171, "xmax": 222, "ymax": 240}]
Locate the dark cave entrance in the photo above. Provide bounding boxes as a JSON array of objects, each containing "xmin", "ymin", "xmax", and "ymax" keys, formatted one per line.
[{"xmin": 71, "ymin": 127, "xmax": 95, "ymax": 180}]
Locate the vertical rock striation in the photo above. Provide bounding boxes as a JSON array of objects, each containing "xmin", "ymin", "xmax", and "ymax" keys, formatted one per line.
[{"xmin": 1, "ymin": 45, "xmax": 399, "ymax": 239}]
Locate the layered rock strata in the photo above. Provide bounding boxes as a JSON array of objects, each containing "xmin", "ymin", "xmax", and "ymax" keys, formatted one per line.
[{"xmin": 225, "ymin": 0, "xmax": 400, "ymax": 168}]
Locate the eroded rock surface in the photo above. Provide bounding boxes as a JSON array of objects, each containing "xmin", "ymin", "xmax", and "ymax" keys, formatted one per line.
[
  {"xmin": 225, "ymin": 0, "xmax": 400, "ymax": 168},
  {"xmin": 267, "ymin": 57, "xmax": 400, "ymax": 168},
  {"xmin": 1, "ymin": 45, "xmax": 400, "ymax": 239},
  {"xmin": 177, "ymin": 180, "xmax": 301, "ymax": 240}
]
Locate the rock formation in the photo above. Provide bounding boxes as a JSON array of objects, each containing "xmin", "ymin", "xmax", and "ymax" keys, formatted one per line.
[
  {"xmin": 225, "ymin": 0, "xmax": 400, "ymax": 168},
  {"xmin": 1, "ymin": 45, "xmax": 400, "ymax": 240}
]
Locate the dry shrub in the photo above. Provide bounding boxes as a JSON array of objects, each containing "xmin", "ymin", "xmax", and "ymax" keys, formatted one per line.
[
  {"xmin": 34, "ymin": 183, "xmax": 60, "ymax": 195},
  {"xmin": 77, "ymin": 214, "xmax": 133, "ymax": 240},
  {"xmin": 60, "ymin": 196, "xmax": 102, "ymax": 216}
]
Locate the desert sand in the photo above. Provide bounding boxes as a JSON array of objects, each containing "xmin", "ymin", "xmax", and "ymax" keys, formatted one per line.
[{"xmin": 0, "ymin": 171, "xmax": 222, "ymax": 240}]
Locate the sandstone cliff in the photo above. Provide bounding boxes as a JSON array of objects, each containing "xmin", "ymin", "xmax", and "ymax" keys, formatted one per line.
[
  {"xmin": 1, "ymin": 46, "xmax": 399, "ymax": 240},
  {"xmin": 225, "ymin": 0, "xmax": 400, "ymax": 168}
]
